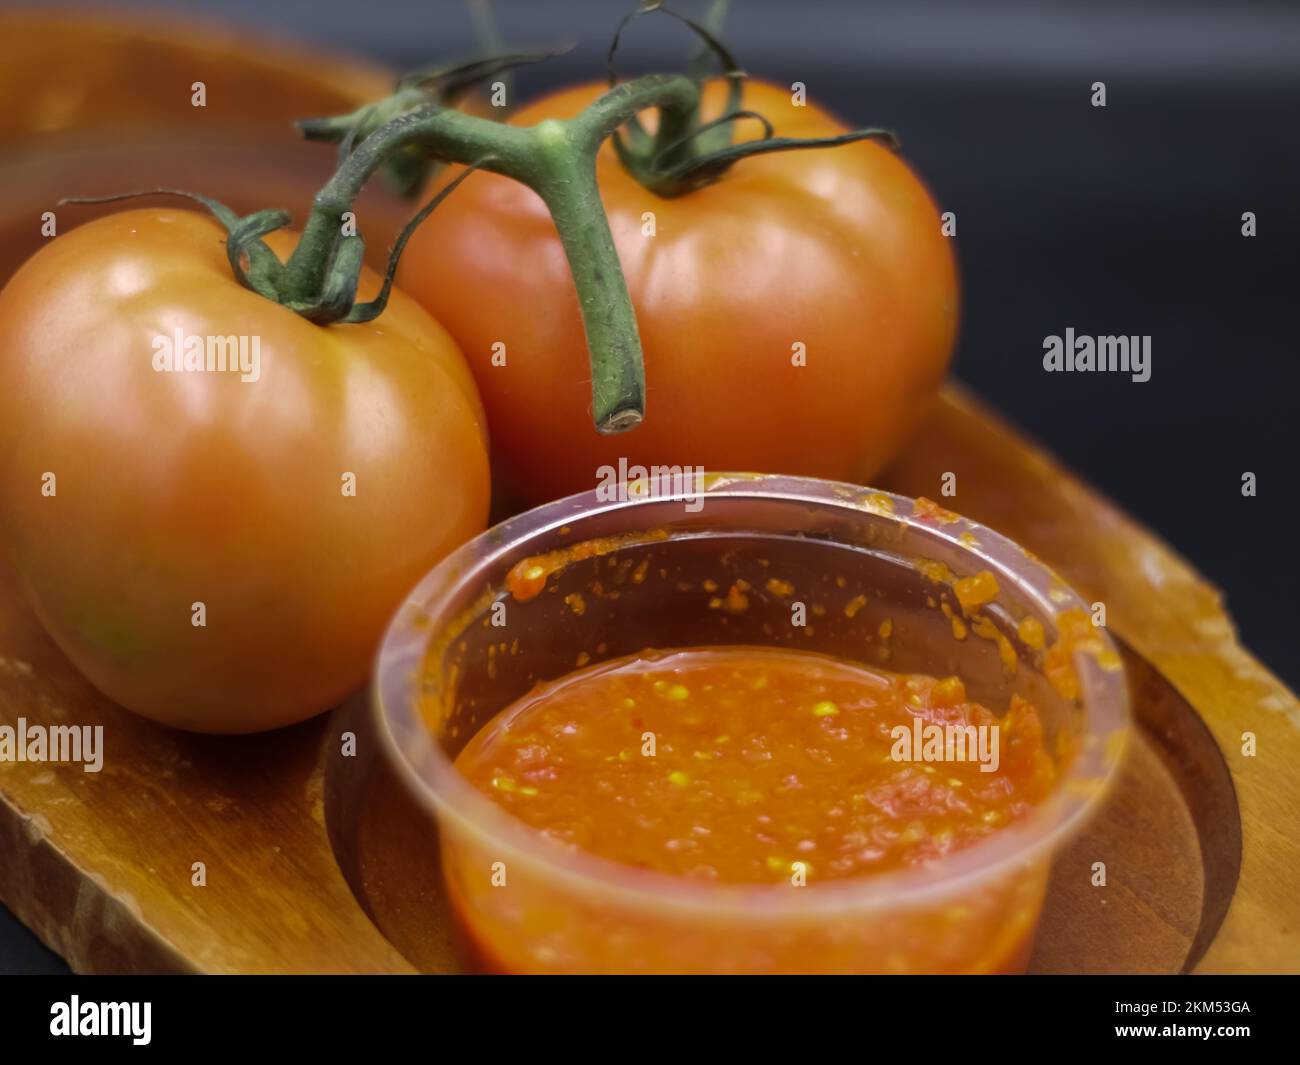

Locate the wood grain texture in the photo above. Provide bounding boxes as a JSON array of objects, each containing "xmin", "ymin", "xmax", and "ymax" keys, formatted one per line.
[
  {"xmin": 0, "ymin": 388, "xmax": 1295, "ymax": 973},
  {"xmin": 881, "ymin": 387, "xmax": 1299, "ymax": 974},
  {"xmin": 1026, "ymin": 644, "xmax": 1239, "ymax": 973},
  {"xmin": 0, "ymin": 10, "xmax": 406, "ymax": 295},
  {"xmin": 0, "ymin": 581, "xmax": 411, "ymax": 973}
]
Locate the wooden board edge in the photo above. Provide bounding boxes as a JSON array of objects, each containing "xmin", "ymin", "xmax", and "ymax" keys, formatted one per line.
[
  {"xmin": 936, "ymin": 386, "xmax": 1300, "ymax": 973},
  {"xmin": 0, "ymin": 791, "xmax": 197, "ymax": 973}
]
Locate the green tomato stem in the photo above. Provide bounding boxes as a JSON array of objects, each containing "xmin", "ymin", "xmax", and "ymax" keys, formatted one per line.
[
  {"xmin": 280, "ymin": 74, "xmax": 699, "ymax": 434},
  {"xmin": 531, "ymin": 123, "xmax": 645, "ymax": 433}
]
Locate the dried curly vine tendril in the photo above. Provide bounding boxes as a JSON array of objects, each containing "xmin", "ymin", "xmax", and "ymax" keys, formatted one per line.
[
  {"xmin": 607, "ymin": 0, "xmax": 747, "ymax": 176},
  {"xmin": 605, "ymin": 1, "xmax": 899, "ymax": 198}
]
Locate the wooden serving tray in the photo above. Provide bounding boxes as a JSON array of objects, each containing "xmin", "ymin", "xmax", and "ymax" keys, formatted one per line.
[{"xmin": 2, "ymin": 387, "xmax": 1297, "ymax": 973}]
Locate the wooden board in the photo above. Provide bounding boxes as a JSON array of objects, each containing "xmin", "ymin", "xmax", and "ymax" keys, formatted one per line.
[
  {"xmin": 885, "ymin": 389, "xmax": 1300, "ymax": 974},
  {"xmin": 0, "ymin": 9, "xmax": 405, "ymax": 303},
  {"xmin": 1, "ymin": 387, "xmax": 1297, "ymax": 973}
]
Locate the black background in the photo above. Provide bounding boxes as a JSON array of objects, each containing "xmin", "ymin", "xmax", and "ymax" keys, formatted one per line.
[
  {"xmin": 0, "ymin": 973, "xmax": 1287, "ymax": 1050},
  {"xmin": 1, "ymin": 0, "xmax": 1296, "ymax": 973}
]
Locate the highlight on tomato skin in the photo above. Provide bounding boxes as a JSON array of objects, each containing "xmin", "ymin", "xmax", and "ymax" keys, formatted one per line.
[
  {"xmin": 400, "ymin": 77, "xmax": 959, "ymax": 507},
  {"xmin": 0, "ymin": 208, "xmax": 491, "ymax": 734}
]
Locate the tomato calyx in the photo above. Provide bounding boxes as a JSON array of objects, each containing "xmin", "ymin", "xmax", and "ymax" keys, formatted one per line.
[
  {"xmin": 59, "ymin": 188, "xmax": 293, "ymax": 307},
  {"xmin": 606, "ymin": 2, "xmax": 899, "ymax": 199},
  {"xmin": 58, "ymin": 181, "xmax": 483, "ymax": 329}
]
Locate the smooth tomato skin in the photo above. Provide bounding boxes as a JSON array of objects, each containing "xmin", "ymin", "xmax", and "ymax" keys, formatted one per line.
[
  {"xmin": 401, "ymin": 79, "xmax": 958, "ymax": 506},
  {"xmin": 0, "ymin": 208, "xmax": 490, "ymax": 733}
]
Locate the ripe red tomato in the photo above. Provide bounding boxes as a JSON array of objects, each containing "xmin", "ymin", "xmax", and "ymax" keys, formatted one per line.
[
  {"xmin": 0, "ymin": 208, "xmax": 490, "ymax": 733},
  {"xmin": 401, "ymin": 79, "xmax": 958, "ymax": 506}
]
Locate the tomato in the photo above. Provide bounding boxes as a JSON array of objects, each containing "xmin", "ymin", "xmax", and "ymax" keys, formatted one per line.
[
  {"xmin": 401, "ymin": 79, "xmax": 958, "ymax": 507},
  {"xmin": 0, "ymin": 208, "xmax": 490, "ymax": 733}
]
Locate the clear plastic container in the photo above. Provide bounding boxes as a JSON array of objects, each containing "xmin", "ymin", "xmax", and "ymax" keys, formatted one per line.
[{"xmin": 373, "ymin": 473, "xmax": 1129, "ymax": 974}]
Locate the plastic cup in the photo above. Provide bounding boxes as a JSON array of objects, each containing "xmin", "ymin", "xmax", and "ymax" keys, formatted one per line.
[{"xmin": 374, "ymin": 473, "xmax": 1129, "ymax": 974}]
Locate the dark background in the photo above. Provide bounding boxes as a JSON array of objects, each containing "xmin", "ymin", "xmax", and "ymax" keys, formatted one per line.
[{"xmin": 2, "ymin": 0, "xmax": 1297, "ymax": 972}]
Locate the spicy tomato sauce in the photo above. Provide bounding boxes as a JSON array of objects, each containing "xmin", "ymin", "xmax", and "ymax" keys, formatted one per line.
[{"xmin": 455, "ymin": 645, "xmax": 1055, "ymax": 885}]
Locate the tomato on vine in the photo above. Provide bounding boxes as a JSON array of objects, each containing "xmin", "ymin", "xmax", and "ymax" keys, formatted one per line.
[
  {"xmin": 357, "ymin": 5, "xmax": 957, "ymax": 504},
  {"xmin": 0, "ymin": 206, "xmax": 490, "ymax": 732},
  {"xmin": 402, "ymin": 75, "xmax": 957, "ymax": 505}
]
